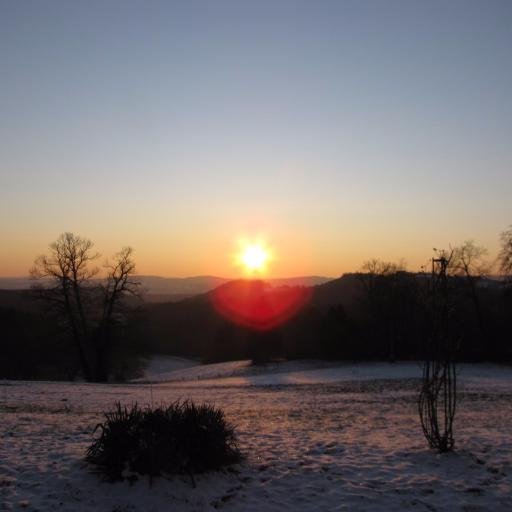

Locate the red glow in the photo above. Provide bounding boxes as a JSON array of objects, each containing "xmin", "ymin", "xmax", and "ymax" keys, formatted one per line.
[{"xmin": 212, "ymin": 280, "xmax": 312, "ymax": 330}]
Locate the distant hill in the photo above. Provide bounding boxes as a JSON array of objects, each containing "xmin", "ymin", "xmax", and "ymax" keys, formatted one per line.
[
  {"xmin": 310, "ymin": 273, "xmax": 364, "ymax": 311},
  {"xmin": 136, "ymin": 275, "xmax": 333, "ymax": 298},
  {"xmin": 136, "ymin": 275, "xmax": 227, "ymax": 296},
  {"xmin": 143, "ymin": 274, "xmax": 363, "ymax": 358},
  {"xmin": 0, "ymin": 277, "xmax": 36, "ymax": 290},
  {"xmin": 0, "ymin": 274, "xmax": 334, "ymax": 302}
]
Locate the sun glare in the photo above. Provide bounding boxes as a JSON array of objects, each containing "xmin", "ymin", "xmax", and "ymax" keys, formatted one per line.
[{"xmin": 239, "ymin": 242, "xmax": 269, "ymax": 274}]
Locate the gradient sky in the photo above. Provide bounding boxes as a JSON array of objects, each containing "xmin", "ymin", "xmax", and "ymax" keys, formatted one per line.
[{"xmin": 1, "ymin": 0, "xmax": 511, "ymax": 278}]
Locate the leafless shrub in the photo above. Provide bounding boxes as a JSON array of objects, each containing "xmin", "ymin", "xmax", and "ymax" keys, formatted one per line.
[{"xmin": 418, "ymin": 251, "xmax": 458, "ymax": 452}]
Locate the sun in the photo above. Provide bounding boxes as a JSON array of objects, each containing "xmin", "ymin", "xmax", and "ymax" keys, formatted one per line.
[{"xmin": 239, "ymin": 242, "xmax": 270, "ymax": 274}]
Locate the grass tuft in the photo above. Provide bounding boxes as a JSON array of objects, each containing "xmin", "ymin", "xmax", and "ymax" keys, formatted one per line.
[{"xmin": 86, "ymin": 401, "xmax": 242, "ymax": 482}]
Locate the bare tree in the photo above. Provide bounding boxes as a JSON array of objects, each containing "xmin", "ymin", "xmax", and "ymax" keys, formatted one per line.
[
  {"xmin": 31, "ymin": 233, "xmax": 139, "ymax": 382},
  {"xmin": 449, "ymin": 240, "xmax": 489, "ymax": 341},
  {"xmin": 95, "ymin": 247, "xmax": 140, "ymax": 381},
  {"xmin": 418, "ymin": 252, "xmax": 458, "ymax": 452},
  {"xmin": 30, "ymin": 233, "xmax": 99, "ymax": 380},
  {"xmin": 361, "ymin": 258, "xmax": 406, "ymax": 278},
  {"xmin": 498, "ymin": 226, "xmax": 512, "ymax": 281},
  {"xmin": 450, "ymin": 240, "xmax": 489, "ymax": 278}
]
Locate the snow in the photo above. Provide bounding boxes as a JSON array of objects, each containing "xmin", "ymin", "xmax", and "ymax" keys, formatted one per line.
[
  {"xmin": 137, "ymin": 355, "xmax": 200, "ymax": 381},
  {"xmin": 1, "ymin": 361, "xmax": 511, "ymax": 511},
  {"xmin": 137, "ymin": 357, "xmax": 512, "ymax": 390},
  {"xmin": 135, "ymin": 358, "xmax": 253, "ymax": 383}
]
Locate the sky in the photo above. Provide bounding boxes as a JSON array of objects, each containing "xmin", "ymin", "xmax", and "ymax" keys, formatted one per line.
[{"xmin": 1, "ymin": 0, "xmax": 511, "ymax": 278}]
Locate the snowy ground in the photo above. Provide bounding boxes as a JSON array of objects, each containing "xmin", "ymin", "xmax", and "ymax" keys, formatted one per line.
[
  {"xmin": 1, "ymin": 361, "xmax": 511, "ymax": 511},
  {"xmin": 137, "ymin": 355, "xmax": 201, "ymax": 381}
]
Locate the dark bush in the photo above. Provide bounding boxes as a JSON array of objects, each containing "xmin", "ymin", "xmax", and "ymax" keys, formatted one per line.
[{"xmin": 86, "ymin": 401, "xmax": 242, "ymax": 482}]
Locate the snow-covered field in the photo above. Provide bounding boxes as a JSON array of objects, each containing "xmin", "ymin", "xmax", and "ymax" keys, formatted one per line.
[
  {"xmin": 1, "ymin": 361, "xmax": 511, "ymax": 511},
  {"xmin": 137, "ymin": 355, "xmax": 201, "ymax": 381}
]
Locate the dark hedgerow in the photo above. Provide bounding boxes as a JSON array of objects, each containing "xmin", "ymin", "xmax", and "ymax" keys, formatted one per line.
[{"xmin": 86, "ymin": 401, "xmax": 242, "ymax": 483}]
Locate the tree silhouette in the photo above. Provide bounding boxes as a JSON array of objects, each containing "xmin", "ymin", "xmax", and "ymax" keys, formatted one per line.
[
  {"xmin": 359, "ymin": 259, "xmax": 407, "ymax": 361},
  {"xmin": 449, "ymin": 241, "xmax": 489, "ymax": 342},
  {"xmin": 498, "ymin": 226, "xmax": 512, "ymax": 282},
  {"xmin": 31, "ymin": 233, "xmax": 140, "ymax": 381}
]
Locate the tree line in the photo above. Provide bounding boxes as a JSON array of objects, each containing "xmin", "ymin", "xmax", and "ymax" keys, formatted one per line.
[{"xmin": 0, "ymin": 228, "xmax": 511, "ymax": 381}]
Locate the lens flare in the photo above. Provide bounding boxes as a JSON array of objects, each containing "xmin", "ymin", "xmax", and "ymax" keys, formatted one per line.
[
  {"xmin": 214, "ymin": 238, "xmax": 310, "ymax": 329},
  {"xmin": 212, "ymin": 279, "xmax": 312, "ymax": 331}
]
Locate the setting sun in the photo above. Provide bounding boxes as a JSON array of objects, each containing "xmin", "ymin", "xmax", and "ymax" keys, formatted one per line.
[{"xmin": 239, "ymin": 242, "xmax": 270, "ymax": 273}]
